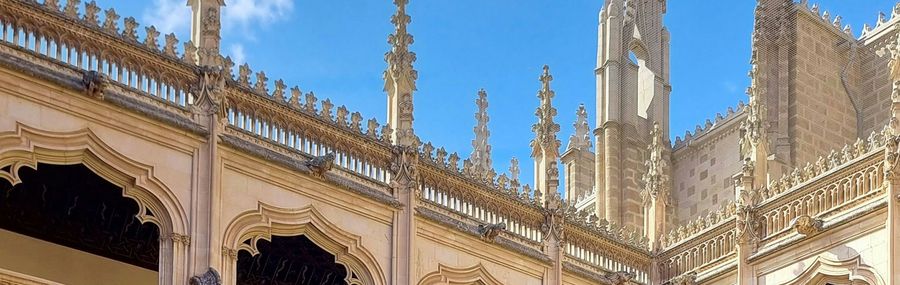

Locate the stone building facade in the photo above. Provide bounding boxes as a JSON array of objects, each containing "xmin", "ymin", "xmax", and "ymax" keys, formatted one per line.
[{"xmin": 0, "ymin": 0, "xmax": 899, "ymax": 284}]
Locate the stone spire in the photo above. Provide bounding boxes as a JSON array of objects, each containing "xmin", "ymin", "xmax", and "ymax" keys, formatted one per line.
[
  {"xmin": 470, "ymin": 89, "xmax": 492, "ymax": 176},
  {"xmin": 530, "ymin": 65, "xmax": 561, "ymax": 202},
  {"xmin": 641, "ymin": 122, "xmax": 668, "ymax": 250},
  {"xmin": 567, "ymin": 104, "xmax": 591, "ymax": 151},
  {"xmin": 384, "ymin": 0, "xmax": 418, "ymax": 146}
]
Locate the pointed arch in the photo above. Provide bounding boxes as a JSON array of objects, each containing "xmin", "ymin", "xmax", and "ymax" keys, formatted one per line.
[
  {"xmin": 221, "ymin": 203, "xmax": 387, "ymax": 285},
  {"xmin": 417, "ymin": 263, "xmax": 504, "ymax": 285},
  {"xmin": 784, "ymin": 255, "xmax": 884, "ymax": 285},
  {"xmin": 0, "ymin": 123, "xmax": 190, "ymax": 285}
]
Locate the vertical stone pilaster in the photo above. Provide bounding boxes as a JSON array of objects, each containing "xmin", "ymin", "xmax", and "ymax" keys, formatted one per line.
[
  {"xmin": 735, "ymin": 162, "xmax": 760, "ymax": 285},
  {"xmin": 603, "ymin": 122, "xmax": 622, "ymax": 224},
  {"xmin": 885, "ymin": 37, "xmax": 900, "ymax": 285},
  {"xmin": 541, "ymin": 194, "xmax": 565, "ymax": 285},
  {"xmin": 390, "ymin": 146, "xmax": 418, "ymax": 285}
]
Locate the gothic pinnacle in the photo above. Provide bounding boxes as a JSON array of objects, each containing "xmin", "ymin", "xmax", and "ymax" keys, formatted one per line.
[
  {"xmin": 470, "ymin": 89, "xmax": 492, "ymax": 177},
  {"xmin": 567, "ymin": 104, "xmax": 591, "ymax": 151},
  {"xmin": 384, "ymin": 0, "xmax": 418, "ymax": 146},
  {"xmin": 531, "ymin": 65, "xmax": 561, "ymax": 159}
]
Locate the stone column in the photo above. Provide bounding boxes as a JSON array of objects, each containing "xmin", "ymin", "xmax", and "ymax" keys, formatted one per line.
[{"xmin": 603, "ymin": 122, "xmax": 622, "ymax": 224}]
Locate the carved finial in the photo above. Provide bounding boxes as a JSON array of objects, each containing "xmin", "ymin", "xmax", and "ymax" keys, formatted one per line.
[
  {"xmin": 83, "ymin": 1, "xmax": 100, "ymax": 25},
  {"xmin": 164, "ymin": 33, "xmax": 179, "ymax": 57},
  {"xmin": 509, "ymin": 157, "xmax": 520, "ymax": 184},
  {"xmin": 351, "ymin": 112, "xmax": 363, "ymax": 133},
  {"xmin": 273, "ymin": 79, "xmax": 286, "ymax": 102},
  {"xmin": 530, "ymin": 65, "xmax": 561, "ymax": 199},
  {"xmin": 289, "ymin": 86, "xmax": 302, "ymax": 109},
  {"xmin": 470, "ymin": 88, "xmax": 493, "ymax": 177},
  {"xmin": 102, "ymin": 8, "xmax": 119, "ymax": 33},
  {"xmin": 122, "ymin": 17, "xmax": 139, "ymax": 41},
  {"xmin": 367, "ymin": 118, "xmax": 379, "ymax": 137},
  {"xmin": 448, "ymin": 152, "xmax": 460, "ymax": 171},
  {"xmin": 380, "ymin": 125, "xmax": 393, "ymax": 142},
  {"xmin": 832, "ymin": 15, "xmax": 841, "ymax": 28},
  {"xmin": 320, "ymin": 99, "xmax": 334, "ymax": 121},
  {"xmin": 144, "ymin": 26, "xmax": 160, "ymax": 50},
  {"xmin": 238, "ymin": 64, "xmax": 251, "ymax": 87},
  {"xmin": 183, "ymin": 41, "xmax": 198, "ymax": 64},
  {"xmin": 64, "ymin": 0, "xmax": 80, "ymax": 18},
  {"xmin": 44, "ymin": 0, "xmax": 61, "ymax": 12},
  {"xmin": 254, "ymin": 71, "xmax": 268, "ymax": 94},
  {"xmin": 567, "ymin": 103, "xmax": 591, "ymax": 151},
  {"xmin": 879, "ymin": 12, "xmax": 887, "ymax": 24},
  {"xmin": 336, "ymin": 106, "xmax": 349, "ymax": 127},
  {"xmin": 304, "ymin": 92, "xmax": 318, "ymax": 113}
]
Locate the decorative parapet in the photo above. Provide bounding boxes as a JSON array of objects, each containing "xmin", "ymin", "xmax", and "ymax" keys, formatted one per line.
[
  {"xmin": 859, "ymin": 2, "xmax": 900, "ymax": 40},
  {"xmin": 0, "ymin": 1, "xmax": 666, "ymax": 279},
  {"xmin": 0, "ymin": 0, "xmax": 197, "ymax": 109},
  {"xmin": 796, "ymin": 1, "xmax": 856, "ymax": 39},
  {"xmin": 763, "ymin": 126, "xmax": 890, "ymax": 199},
  {"xmin": 672, "ymin": 101, "xmax": 745, "ymax": 151},
  {"xmin": 661, "ymin": 201, "xmax": 736, "ymax": 249},
  {"xmin": 658, "ymin": 213, "xmax": 737, "ymax": 282}
]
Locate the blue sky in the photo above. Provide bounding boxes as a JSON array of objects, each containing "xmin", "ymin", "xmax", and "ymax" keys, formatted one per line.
[{"xmin": 94, "ymin": 0, "xmax": 897, "ymax": 190}]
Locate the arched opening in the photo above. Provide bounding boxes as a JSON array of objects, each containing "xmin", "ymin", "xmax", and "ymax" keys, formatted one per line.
[
  {"xmin": 627, "ymin": 42, "xmax": 656, "ymax": 119},
  {"xmin": 236, "ymin": 235, "xmax": 350, "ymax": 284},
  {"xmin": 0, "ymin": 163, "xmax": 159, "ymax": 284}
]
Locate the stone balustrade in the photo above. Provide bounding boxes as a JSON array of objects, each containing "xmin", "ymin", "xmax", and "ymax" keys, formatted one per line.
[
  {"xmin": 658, "ymin": 219, "xmax": 737, "ymax": 281},
  {"xmin": 0, "ymin": 0, "xmax": 196, "ymax": 109}
]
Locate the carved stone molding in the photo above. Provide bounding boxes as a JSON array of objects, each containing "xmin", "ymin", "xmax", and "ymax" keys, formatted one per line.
[
  {"xmin": 605, "ymin": 271, "xmax": 636, "ymax": 285},
  {"xmin": 417, "ymin": 263, "xmax": 503, "ymax": 285},
  {"xmin": 784, "ymin": 255, "xmax": 885, "ymax": 285},
  {"xmin": 221, "ymin": 203, "xmax": 387, "ymax": 285},
  {"xmin": 666, "ymin": 271, "xmax": 697, "ymax": 285}
]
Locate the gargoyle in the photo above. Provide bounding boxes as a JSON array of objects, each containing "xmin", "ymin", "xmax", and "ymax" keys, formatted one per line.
[
  {"xmin": 305, "ymin": 153, "xmax": 335, "ymax": 178},
  {"xmin": 477, "ymin": 222, "xmax": 506, "ymax": 243},
  {"xmin": 189, "ymin": 268, "xmax": 221, "ymax": 285},
  {"xmin": 82, "ymin": 70, "xmax": 109, "ymax": 100},
  {"xmin": 605, "ymin": 271, "xmax": 636, "ymax": 285}
]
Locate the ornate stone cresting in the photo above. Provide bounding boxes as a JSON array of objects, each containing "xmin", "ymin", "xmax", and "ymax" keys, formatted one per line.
[
  {"xmin": 509, "ymin": 157, "xmax": 521, "ymax": 191},
  {"xmin": 384, "ymin": 0, "xmax": 418, "ymax": 146},
  {"xmin": 567, "ymin": 104, "xmax": 591, "ymax": 151},
  {"xmin": 469, "ymin": 88, "xmax": 493, "ymax": 179},
  {"xmin": 304, "ymin": 153, "xmax": 335, "ymax": 178},
  {"xmin": 886, "ymin": 33, "xmax": 900, "ymax": 181},
  {"xmin": 477, "ymin": 222, "xmax": 506, "ymax": 243},
  {"xmin": 189, "ymin": 268, "xmax": 221, "ymax": 285},
  {"xmin": 530, "ymin": 65, "xmax": 561, "ymax": 202},
  {"xmin": 82, "ymin": 70, "xmax": 108, "ymax": 100}
]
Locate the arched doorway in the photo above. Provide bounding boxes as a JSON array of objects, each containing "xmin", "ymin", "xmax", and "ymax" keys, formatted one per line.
[
  {"xmin": 236, "ymin": 235, "xmax": 350, "ymax": 284},
  {"xmin": 0, "ymin": 163, "xmax": 159, "ymax": 284}
]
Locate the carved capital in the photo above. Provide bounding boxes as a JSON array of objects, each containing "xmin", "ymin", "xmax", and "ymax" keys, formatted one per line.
[
  {"xmin": 221, "ymin": 247, "xmax": 238, "ymax": 260},
  {"xmin": 82, "ymin": 70, "xmax": 108, "ymax": 100},
  {"xmin": 735, "ymin": 204, "xmax": 761, "ymax": 246},
  {"xmin": 162, "ymin": 233, "xmax": 191, "ymax": 246}
]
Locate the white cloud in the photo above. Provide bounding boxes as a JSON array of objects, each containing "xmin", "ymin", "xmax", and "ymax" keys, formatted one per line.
[
  {"xmin": 230, "ymin": 44, "xmax": 246, "ymax": 67},
  {"xmin": 223, "ymin": 0, "xmax": 294, "ymax": 32},
  {"xmin": 142, "ymin": 0, "xmax": 191, "ymax": 36}
]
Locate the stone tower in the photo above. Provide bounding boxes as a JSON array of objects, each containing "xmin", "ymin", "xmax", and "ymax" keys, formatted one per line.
[{"xmin": 594, "ymin": 0, "xmax": 671, "ymax": 232}]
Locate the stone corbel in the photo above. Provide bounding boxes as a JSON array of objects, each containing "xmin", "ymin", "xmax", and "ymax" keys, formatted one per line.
[{"xmin": 605, "ymin": 271, "xmax": 636, "ymax": 285}]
